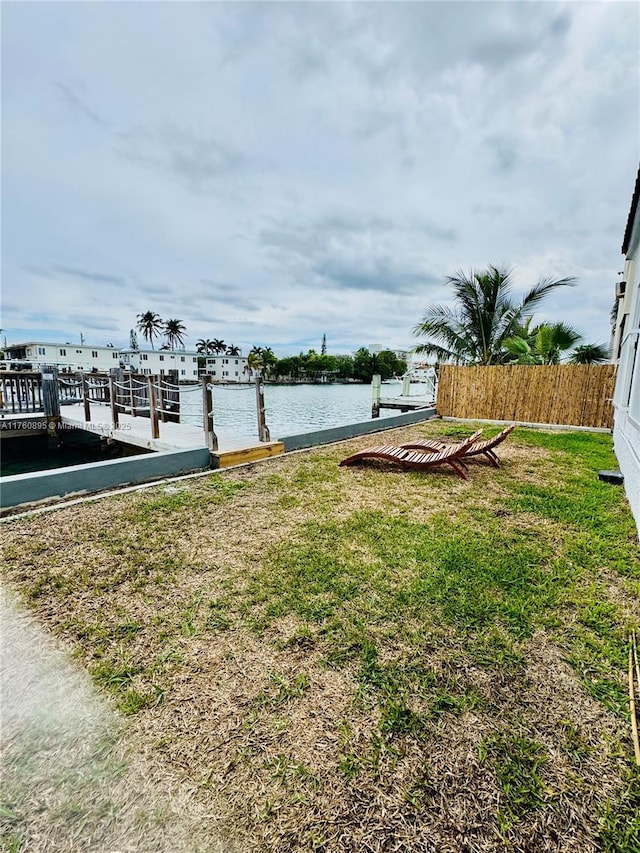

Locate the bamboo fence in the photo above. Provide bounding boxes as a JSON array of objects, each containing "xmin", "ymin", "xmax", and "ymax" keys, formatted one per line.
[{"xmin": 436, "ymin": 364, "xmax": 616, "ymax": 429}]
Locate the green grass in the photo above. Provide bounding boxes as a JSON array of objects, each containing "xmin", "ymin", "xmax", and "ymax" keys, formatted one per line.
[
  {"xmin": 2, "ymin": 425, "xmax": 639, "ymax": 852},
  {"xmin": 479, "ymin": 729, "xmax": 550, "ymax": 833}
]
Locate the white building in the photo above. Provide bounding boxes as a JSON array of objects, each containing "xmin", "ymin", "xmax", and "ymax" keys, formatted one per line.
[
  {"xmin": 3, "ymin": 341, "xmax": 201, "ymax": 380},
  {"xmin": 204, "ymin": 355, "xmax": 249, "ymax": 382},
  {"xmin": 3, "ymin": 340, "xmax": 253, "ymax": 383},
  {"xmin": 4, "ymin": 341, "xmax": 123, "ymax": 373},
  {"xmin": 122, "ymin": 348, "xmax": 199, "ymax": 379},
  {"xmin": 612, "ymin": 166, "xmax": 640, "ymax": 532}
]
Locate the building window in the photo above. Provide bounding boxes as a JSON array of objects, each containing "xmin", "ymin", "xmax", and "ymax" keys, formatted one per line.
[
  {"xmin": 38, "ymin": 347, "xmax": 46, "ymax": 355},
  {"xmin": 181, "ymin": 369, "xmax": 186, "ymax": 375},
  {"xmin": 59, "ymin": 348, "xmax": 66, "ymax": 356},
  {"xmin": 76, "ymin": 349, "xmax": 82, "ymax": 354},
  {"xmin": 112, "ymin": 352, "xmax": 119, "ymax": 358},
  {"xmin": 91, "ymin": 351, "xmax": 98, "ymax": 358},
  {"xmin": 235, "ymin": 359, "xmax": 239, "ymax": 365},
  {"xmin": 160, "ymin": 368, "xmax": 165, "ymax": 375},
  {"xmin": 223, "ymin": 358, "xmax": 229, "ymax": 364},
  {"xmin": 159, "ymin": 355, "xmax": 165, "ymax": 361},
  {"xmin": 192, "ymin": 357, "xmax": 197, "ymax": 363},
  {"xmin": 141, "ymin": 353, "xmax": 148, "ymax": 361},
  {"xmin": 180, "ymin": 356, "xmax": 185, "ymax": 362}
]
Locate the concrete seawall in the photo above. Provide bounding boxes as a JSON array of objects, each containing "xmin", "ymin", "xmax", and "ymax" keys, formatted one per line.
[
  {"xmin": 1, "ymin": 408, "xmax": 437, "ymax": 511},
  {"xmin": 0, "ymin": 447, "xmax": 211, "ymax": 511},
  {"xmin": 281, "ymin": 407, "xmax": 437, "ymax": 451}
]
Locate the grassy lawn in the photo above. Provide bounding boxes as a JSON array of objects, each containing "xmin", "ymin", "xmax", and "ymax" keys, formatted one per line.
[{"xmin": 2, "ymin": 421, "xmax": 640, "ymax": 852}]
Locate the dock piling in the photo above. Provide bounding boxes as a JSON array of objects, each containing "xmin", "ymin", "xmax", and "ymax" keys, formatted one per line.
[
  {"xmin": 108, "ymin": 375, "xmax": 119, "ymax": 429},
  {"xmin": 201, "ymin": 375, "xmax": 218, "ymax": 451},
  {"xmin": 371, "ymin": 374, "xmax": 381, "ymax": 418},
  {"xmin": 148, "ymin": 376, "xmax": 160, "ymax": 439},
  {"xmin": 82, "ymin": 374, "xmax": 91, "ymax": 421},
  {"xmin": 255, "ymin": 376, "xmax": 271, "ymax": 442},
  {"xmin": 41, "ymin": 365, "xmax": 61, "ymax": 447}
]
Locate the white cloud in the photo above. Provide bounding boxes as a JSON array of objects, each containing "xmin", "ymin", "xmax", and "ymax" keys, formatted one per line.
[{"xmin": 2, "ymin": 1, "xmax": 638, "ymax": 355}]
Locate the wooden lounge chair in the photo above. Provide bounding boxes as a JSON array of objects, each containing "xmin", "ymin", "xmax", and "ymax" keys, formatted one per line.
[
  {"xmin": 339, "ymin": 430, "xmax": 482, "ymax": 480},
  {"xmin": 400, "ymin": 424, "xmax": 515, "ymax": 468}
]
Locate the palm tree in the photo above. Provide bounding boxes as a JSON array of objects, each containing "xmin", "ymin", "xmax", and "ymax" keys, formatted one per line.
[
  {"xmin": 226, "ymin": 344, "xmax": 241, "ymax": 356},
  {"xmin": 212, "ymin": 339, "xmax": 226, "ymax": 354},
  {"xmin": 413, "ymin": 266, "xmax": 576, "ymax": 365},
  {"xmin": 569, "ymin": 344, "xmax": 610, "ymax": 364},
  {"xmin": 261, "ymin": 346, "xmax": 277, "ymax": 379},
  {"xmin": 247, "ymin": 350, "xmax": 263, "ymax": 377},
  {"xmin": 136, "ymin": 311, "xmax": 164, "ymax": 350},
  {"xmin": 165, "ymin": 319, "xmax": 186, "ymax": 351},
  {"xmin": 503, "ymin": 321, "xmax": 581, "ymax": 365},
  {"xmin": 504, "ymin": 321, "xmax": 610, "ymax": 365},
  {"xmin": 196, "ymin": 338, "xmax": 214, "ymax": 355}
]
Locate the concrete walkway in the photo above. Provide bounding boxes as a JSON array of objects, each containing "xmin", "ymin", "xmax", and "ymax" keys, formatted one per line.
[{"xmin": 0, "ymin": 588, "xmax": 226, "ymax": 852}]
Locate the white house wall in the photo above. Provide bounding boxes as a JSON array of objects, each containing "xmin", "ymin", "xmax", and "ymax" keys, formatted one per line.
[{"xmin": 613, "ymin": 180, "xmax": 640, "ymax": 533}]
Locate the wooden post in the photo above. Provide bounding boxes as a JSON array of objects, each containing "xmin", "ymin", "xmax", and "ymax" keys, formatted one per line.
[
  {"xmin": 148, "ymin": 376, "xmax": 160, "ymax": 439},
  {"xmin": 82, "ymin": 374, "xmax": 91, "ymax": 422},
  {"xmin": 371, "ymin": 374, "xmax": 381, "ymax": 418},
  {"xmin": 159, "ymin": 380, "xmax": 168, "ymax": 423},
  {"xmin": 129, "ymin": 373, "xmax": 136, "ymax": 417},
  {"xmin": 201, "ymin": 375, "xmax": 218, "ymax": 451},
  {"xmin": 109, "ymin": 376, "xmax": 119, "ymax": 429},
  {"xmin": 255, "ymin": 375, "xmax": 271, "ymax": 442},
  {"xmin": 41, "ymin": 365, "xmax": 61, "ymax": 447}
]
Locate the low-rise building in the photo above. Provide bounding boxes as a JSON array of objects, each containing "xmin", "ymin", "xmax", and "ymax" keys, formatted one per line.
[
  {"xmin": 122, "ymin": 349, "xmax": 199, "ymax": 379},
  {"xmin": 4, "ymin": 341, "xmax": 123, "ymax": 372},
  {"xmin": 3, "ymin": 341, "xmax": 202, "ymax": 379},
  {"xmin": 204, "ymin": 355, "xmax": 249, "ymax": 382}
]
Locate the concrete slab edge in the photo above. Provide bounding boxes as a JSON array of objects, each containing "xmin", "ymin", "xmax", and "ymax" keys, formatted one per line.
[{"xmin": 0, "ymin": 447, "xmax": 211, "ymax": 511}]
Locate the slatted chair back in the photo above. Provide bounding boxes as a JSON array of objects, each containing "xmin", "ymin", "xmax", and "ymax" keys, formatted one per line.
[{"xmin": 339, "ymin": 429, "xmax": 482, "ymax": 479}]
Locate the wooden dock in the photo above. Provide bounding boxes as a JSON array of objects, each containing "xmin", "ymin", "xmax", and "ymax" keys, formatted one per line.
[
  {"xmin": 0, "ymin": 369, "xmax": 286, "ymax": 466},
  {"xmin": 371, "ymin": 374, "xmax": 435, "ymax": 418},
  {"xmin": 61, "ymin": 403, "xmax": 285, "ymax": 464},
  {"xmin": 377, "ymin": 397, "xmax": 434, "ymax": 412}
]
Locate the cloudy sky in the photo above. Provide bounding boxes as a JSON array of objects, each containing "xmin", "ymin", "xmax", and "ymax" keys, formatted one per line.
[{"xmin": 2, "ymin": 1, "xmax": 638, "ymax": 356}]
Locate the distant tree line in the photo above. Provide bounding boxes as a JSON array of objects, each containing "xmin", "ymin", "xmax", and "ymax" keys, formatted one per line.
[
  {"xmin": 133, "ymin": 316, "xmax": 407, "ymax": 383},
  {"xmin": 257, "ymin": 347, "xmax": 407, "ymax": 383}
]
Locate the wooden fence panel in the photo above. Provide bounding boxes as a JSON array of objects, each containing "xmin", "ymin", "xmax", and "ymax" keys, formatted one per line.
[{"xmin": 436, "ymin": 364, "xmax": 615, "ymax": 429}]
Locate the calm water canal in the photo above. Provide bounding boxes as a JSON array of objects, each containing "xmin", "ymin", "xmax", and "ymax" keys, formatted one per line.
[{"xmin": 180, "ymin": 381, "xmax": 433, "ymax": 442}]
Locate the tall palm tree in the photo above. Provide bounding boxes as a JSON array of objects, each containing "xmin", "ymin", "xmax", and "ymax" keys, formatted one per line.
[
  {"xmin": 226, "ymin": 344, "xmax": 241, "ymax": 356},
  {"xmin": 165, "ymin": 319, "xmax": 186, "ymax": 351},
  {"xmin": 136, "ymin": 311, "xmax": 164, "ymax": 350},
  {"xmin": 196, "ymin": 338, "xmax": 214, "ymax": 355},
  {"xmin": 212, "ymin": 339, "xmax": 226, "ymax": 354},
  {"xmin": 413, "ymin": 266, "xmax": 576, "ymax": 365}
]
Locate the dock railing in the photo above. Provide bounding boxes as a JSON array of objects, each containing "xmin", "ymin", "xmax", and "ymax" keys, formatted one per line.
[
  {"xmin": 1, "ymin": 370, "xmax": 272, "ymax": 449},
  {"xmin": 0, "ymin": 371, "xmax": 45, "ymax": 413}
]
